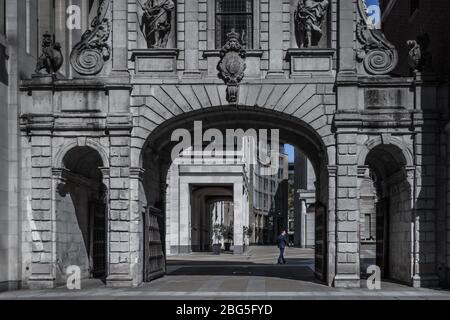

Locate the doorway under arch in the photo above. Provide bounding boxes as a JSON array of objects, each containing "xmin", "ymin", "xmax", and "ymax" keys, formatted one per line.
[
  {"xmin": 360, "ymin": 143, "xmax": 413, "ymax": 284},
  {"xmin": 55, "ymin": 146, "xmax": 108, "ymax": 284}
]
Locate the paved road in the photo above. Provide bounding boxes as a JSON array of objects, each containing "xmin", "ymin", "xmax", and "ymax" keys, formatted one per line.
[{"xmin": 1, "ymin": 246, "xmax": 450, "ymax": 300}]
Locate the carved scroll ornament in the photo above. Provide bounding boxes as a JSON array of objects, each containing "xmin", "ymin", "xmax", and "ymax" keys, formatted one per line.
[
  {"xmin": 70, "ymin": 0, "xmax": 112, "ymax": 76},
  {"xmin": 356, "ymin": 0, "xmax": 398, "ymax": 75},
  {"xmin": 217, "ymin": 30, "xmax": 247, "ymax": 104}
]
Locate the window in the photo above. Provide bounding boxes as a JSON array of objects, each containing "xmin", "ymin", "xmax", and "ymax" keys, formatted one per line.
[
  {"xmin": 216, "ymin": 0, "xmax": 253, "ymax": 49},
  {"xmin": 410, "ymin": 0, "xmax": 419, "ymax": 16},
  {"xmin": 0, "ymin": 0, "xmax": 6, "ymax": 35}
]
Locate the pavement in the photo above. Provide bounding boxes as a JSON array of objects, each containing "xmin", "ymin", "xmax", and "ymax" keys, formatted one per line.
[{"xmin": 1, "ymin": 246, "xmax": 450, "ymax": 300}]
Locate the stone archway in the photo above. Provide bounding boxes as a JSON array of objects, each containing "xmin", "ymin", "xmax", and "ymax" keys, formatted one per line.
[
  {"xmin": 136, "ymin": 106, "xmax": 334, "ymax": 285},
  {"xmin": 54, "ymin": 146, "xmax": 108, "ymax": 285},
  {"xmin": 358, "ymin": 142, "xmax": 414, "ymax": 285}
]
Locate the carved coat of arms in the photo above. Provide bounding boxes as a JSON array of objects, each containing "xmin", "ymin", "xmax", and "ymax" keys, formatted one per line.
[{"xmin": 217, "ymin": 30, "xmax": 247, "ymax": 104}]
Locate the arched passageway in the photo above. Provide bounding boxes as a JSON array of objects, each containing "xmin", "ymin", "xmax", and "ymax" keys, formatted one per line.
[
  {"xmin": 190, "ymin": 186, "xmax": 233, "ymax": 253},
  {"xmin": 139, "ymin": 107, "xmax": 331, "ymax": 284},
  {"xmin": 360, "ymin": 144, "xmax": 412, "ymax": 284},
  {"xmin": 54, "ymin": 147, "xmax": 107, "ymax": 284}
]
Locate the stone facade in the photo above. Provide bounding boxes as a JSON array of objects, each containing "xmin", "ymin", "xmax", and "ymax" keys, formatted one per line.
[
  {"xmin": 380, "ymin": 0, "xmax": 450, "ymax": 288},
  {"xmin": 0, "ymin": 0, "xmax": 448, "ymax": 291}
]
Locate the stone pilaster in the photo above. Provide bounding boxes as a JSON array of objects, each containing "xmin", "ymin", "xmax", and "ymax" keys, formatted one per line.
[
  {"xmin": 179, "ymin": 181, "xmax": 191, "ymax": 254},
  {"xmin": 129, "ymin": 167, "xmax": 145, "ymax": 286},
  {"xmin": 334, "ymin": 131, "xmax": 360, "ymax": 288},
  {"xmin": 183, "ymin": 0, "xmax": 201, "ymax": 78},
  {"xmin": 327, "ymin": 165, "xmax": 337, "ymax": 287},
  {"xmin": 106, "ymin": 136, "xmax": 133, "ymax": 287},
  {"xmin": 336, "ymin": 0, "xmax": 358, "ymax": 111},
  {"xmin": 112, "ymin": 0, "xmax": 128, "ymax": 73},
  {"xmin": 27, "ymin": 139, "xmax": 56, "ymax": 289},
  {"xmin": 266, "ymin": 0, "xmax": 284, "ymax": 78},
  {"xmin": 233, "ymin": 182, "xmax": 244, "ymax": 254},
  {"xmin": 411, "ymin": 75, "xmax": 440, "ymax": 288}
]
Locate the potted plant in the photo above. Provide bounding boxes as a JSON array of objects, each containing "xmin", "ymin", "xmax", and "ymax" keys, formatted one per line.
[
  {"xmin": 222, "ymin": 225, "xmax": 234, "ymax": 251},
  {"xmin": 212, "ymin": 224, "xmax": 224, "ymax": 255}
]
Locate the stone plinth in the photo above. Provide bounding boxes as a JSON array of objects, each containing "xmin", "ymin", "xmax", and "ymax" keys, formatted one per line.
[
  {"xmin": 131, "ymin": 49, "xmax": 179, "ymax": 77},
  {"xmin": 286, "ymin": 49, "xmax": 335, "ymax": 77}
]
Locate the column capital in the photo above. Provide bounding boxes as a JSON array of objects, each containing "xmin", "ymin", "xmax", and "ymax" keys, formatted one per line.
[
  {"xmin": 357, "ymin": 165, "xmax": 370, "ymax": 178},
  {"xmin": 99, "ymin": 167, "xmax": 111, "ymax": 179},
  {"xmin": 130, "ymin": 167, "xmax": 146, "ymax": 180},
  {"xmin": 327, "ymin": 165, "xmax": 337, "ymax": 177}
]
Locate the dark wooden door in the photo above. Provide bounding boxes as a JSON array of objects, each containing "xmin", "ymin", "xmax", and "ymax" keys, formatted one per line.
[
  {"xmin": 314, "ymin": 203, "xmax": 327, "ymax": 283},
  {"xmin": 376, "ymin": 198, "xmax": 389, "ymax": 278},
  {"xmin": 144, "ymin": 206, "xmax": 166, "ymax": 282}
]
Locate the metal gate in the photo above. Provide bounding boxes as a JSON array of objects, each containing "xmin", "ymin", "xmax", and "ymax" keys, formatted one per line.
[{"xmin": 144, "ymin": 206, "xmax": 166, "ymax": 282}]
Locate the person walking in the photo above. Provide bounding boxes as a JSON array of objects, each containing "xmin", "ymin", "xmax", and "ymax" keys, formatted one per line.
[{"xmin": 277, "ymin": 230, "xmax": 289, "ymax": 265}]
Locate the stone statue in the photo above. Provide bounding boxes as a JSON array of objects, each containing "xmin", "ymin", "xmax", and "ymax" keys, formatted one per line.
[
  {"xmin": 139, "ymin": 0, "xmax": 175, "ymax": 48},
  {"xmin": 70, "ymin": 0, "xmax": 111, "ymax": 76},
  {"xmin": 35, "ymin": 32, "xmax": 63, "ymax": 75},
  {"xmin": 294, "ymin": 0, "xmax": 329, "ymax": 48},
  {"xmin": 407, "ymin": 34, "xmax": 432, "ymax": 74}
]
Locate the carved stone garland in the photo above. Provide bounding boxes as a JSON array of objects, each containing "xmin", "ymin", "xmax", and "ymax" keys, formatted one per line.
[
  {"xmin": 355, "ymin": 0, "xmax": 398, "ymax": 75},
  {"xmin": 217, "ymin": 30, "xmax": 247, "ymax": 104},
  {"xmin": 70, "ymin": 0, "xmax": 112, "ymax": 76}
]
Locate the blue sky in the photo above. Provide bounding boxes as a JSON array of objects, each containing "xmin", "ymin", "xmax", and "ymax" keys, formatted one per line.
[
  {"xmin": 366, "ymin": 0, "xmax": 379, "ymax": 5},
  {"xmin": 285, "ymin": 144, "xmax": 295, "ymax": 163}
]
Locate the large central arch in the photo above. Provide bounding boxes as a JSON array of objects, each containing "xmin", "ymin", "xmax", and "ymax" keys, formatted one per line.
[{"xmin": 134, "ymin": 105, "xmax": 335, "ymax": 285}]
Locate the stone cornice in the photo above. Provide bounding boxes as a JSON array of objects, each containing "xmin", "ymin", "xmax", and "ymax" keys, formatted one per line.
[
  {"xmin": 333, "ymin": 110, "xmax": 416, "ymax": 130},
  {"xmin": 20, "ymin": 75, "xmax": 132, "ymax": 94},
  {"xmin": 20, "ymin": 113, "xmax": 133, "ymax": 134},
  {"xmin": 130, "ymin": 49, "xmax": 179, "ymax": 61},
  {"xmin": 202, "ymin": 49, "xmax": 264, "ymax": 59},
  {"xmin": 285, "ymin": 48, "xmax": 336, "ymax": 61}
]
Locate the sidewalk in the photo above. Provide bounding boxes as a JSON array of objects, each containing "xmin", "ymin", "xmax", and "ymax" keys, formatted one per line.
[{"xmin": 1, "ymin": 247, "xmax": 449, "ymax": 300}]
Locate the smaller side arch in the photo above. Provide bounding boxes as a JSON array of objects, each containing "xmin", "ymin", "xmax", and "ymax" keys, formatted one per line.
[
  {"xmin": 357, "ymin": 136, "xmax": 414, "ymax": 168},
  {"xmin": 54, "ymin": 138, "xmax": 110, "ymax": 168}
]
